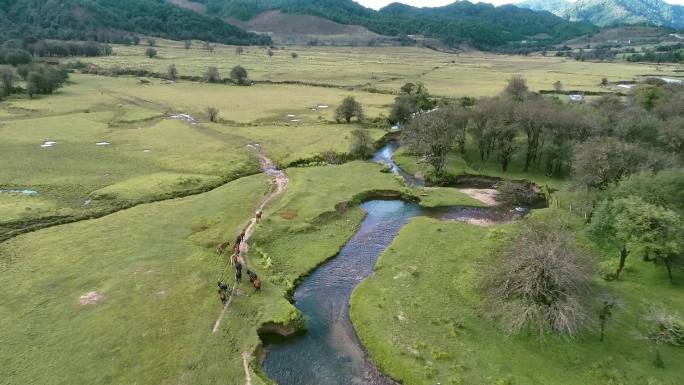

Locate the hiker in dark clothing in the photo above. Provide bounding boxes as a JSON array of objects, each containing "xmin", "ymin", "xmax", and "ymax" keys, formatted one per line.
[
  {"xmin": 235, "ymin": 261, "xmax": 243, "ymax": 283},
  {"xmin": 217, "ymin": 281, "xmax": 229, "ymax": 304}
]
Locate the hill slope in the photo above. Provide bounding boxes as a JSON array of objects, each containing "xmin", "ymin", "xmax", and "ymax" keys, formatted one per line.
[
  {"xmin": 192, "ymin": 0, "xmax": 596, "ymax": 48},
  {"xmin": 0, "ymin": 0, "xmax": 270, "ymax": 45},
  {"xmin": 518, "ymin": 0, "xmax": 684, "ymax": 28},
  {"xmin": 565, "ymin": 0, "xmax": 684, "ymax": 28}
]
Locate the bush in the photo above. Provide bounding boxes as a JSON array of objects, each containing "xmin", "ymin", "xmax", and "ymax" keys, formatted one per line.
[
  {"xmin": 205, "ymin": 66, "xmax": 221, "ymax": 83},
  {"xmin": 349, "ymin": 129, "xmax": 374, "ymax": 159},
  {"xmin": 145, "ymin": 47, "xmax": 157, "ymax": 58},
  {"xmin": 230, "ymin": 65, "xmax": 249, "ymax": 85},
  {"xmin": 481, "ymin": 220, "xmax": 595, "ymax": 338},
  {"xmin": 496, "ymin": 181, "xmax": 540, "ymax": 207},
  {"xmin": 207, "ymin": 107, "xmax": 219, "ymax": 122},
  {"xmin": 335, "ymin": 96, "xmax": 364, "ymax": 123}
]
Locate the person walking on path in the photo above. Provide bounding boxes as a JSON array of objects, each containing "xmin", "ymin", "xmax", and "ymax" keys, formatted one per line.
[{"xmin": 235, "ymin": 261, "xmax": 243, "ymax": 283}]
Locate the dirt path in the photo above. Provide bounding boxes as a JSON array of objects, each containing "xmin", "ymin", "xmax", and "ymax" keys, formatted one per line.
[
  {"xmin": 241, "ymin": 352, "xmax": 253, "ymax": 385},
  {"xmin": 212, "ymin": 145, "xmax": 288, "ymax": 334}
]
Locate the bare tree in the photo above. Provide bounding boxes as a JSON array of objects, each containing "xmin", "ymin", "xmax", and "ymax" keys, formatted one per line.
[
  {"xmin": 291, "ymin": 52, "xmax": 298, "ymax": 59},
  {"xmin": 167, "ymin": 64, "xmax": 177, "ymax": 81},
  {"xmin": 207, "ymin": 107, "xmax": 219, "ymax": 122},
  {"xmin": 636, "ymin": 307, "xmax": 684, "ymax": 368},
  {"xmin": 481, "ymin": 221, "xmax": 595, "ymax": 339},
  {"xmin": 183, "ymin": 40, "xmax": 191, "ymax": 49},
  {"xmin": 205, "ymin": 67, "xmax": 221, "ymax": 83},
  {"xmin": 401, "ymin": 109, "xmax": 458, "ymax": 179},
  {"xmin": 145, "ymin": 47, "xmax": 157, "ymax": 58},
  {"xmin": 553, "ymin": 80, "xmax": 563, "ymax": 93},
  {"xmin": 504, "ymin": 74, "xmax": 529, "ymax": 101},
  {"xmin": 235, "ymin": 46, "xmax": 244, "ymax": 55},
  {"xmin": 349, "ymin": 129, "xmax": 374, "ymax": 159}
]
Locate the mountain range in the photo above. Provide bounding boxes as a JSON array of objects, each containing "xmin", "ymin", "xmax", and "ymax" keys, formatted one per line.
[
  {"xmin": 517, "ymin": 0, "xmax": 684, "ymax": 28},
  {"xmin": 0, "ymin": 0, "xmax": 597, "ymax": 50}
]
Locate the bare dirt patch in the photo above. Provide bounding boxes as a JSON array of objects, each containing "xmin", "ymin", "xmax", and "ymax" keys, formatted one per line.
[
  {"xmin": 458, "ymin": 188, "xmax": 498, "ymax": 207},
  {"xmin": 79, "ymin": 291, "xmax": 105, "ymax": 305},
  {"xmin": 280, "ymin": 209, "xmax": 298, "ymax": 220}
]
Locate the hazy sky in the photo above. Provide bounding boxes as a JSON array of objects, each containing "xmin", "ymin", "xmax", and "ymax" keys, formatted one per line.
[{"xmin": 355, "ymin": 0, "xmax": 684, "ymax": 9}]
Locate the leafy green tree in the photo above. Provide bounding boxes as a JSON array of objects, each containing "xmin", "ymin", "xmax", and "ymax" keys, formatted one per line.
[
  {"xmin": 145, "ymin": 47, "xmax": 157, "ymax": 58},
  {"xmin": 335, "ymin": 96, "xmax": 364, "ymax": 124},
  {"xmin": 230, "ymin": 65, "xmax": 249, "ymax": 85},
  {"xmin": 1, "ymin": 67, "xmax": 16, "ymax": 96},
  {"xmin": 613, "ymin": 197, "xmax": 682, "ymax": 283}
]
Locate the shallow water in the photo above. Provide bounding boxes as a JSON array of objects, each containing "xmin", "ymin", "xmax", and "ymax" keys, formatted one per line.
[
  {"xmin": 371, "ymin": 141, "xmax": 424, "ymax": 187},
  {"xmin": 0, "ymin": 189, "xmax": 38, "ymax": 196},
  {"xmin": 262, "ymin": 144, "xmax": 516, "ymax": 385}
]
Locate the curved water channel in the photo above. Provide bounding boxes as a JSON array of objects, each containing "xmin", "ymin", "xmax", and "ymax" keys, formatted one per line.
[{"xmin": 262, "ymin": 143, "xmax": 527, "ymax": 385}]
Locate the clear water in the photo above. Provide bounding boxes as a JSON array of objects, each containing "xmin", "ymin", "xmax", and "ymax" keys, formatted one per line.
[{"xmin": 262, "ymin": 144, "xmax": 514, "ymax": 385}]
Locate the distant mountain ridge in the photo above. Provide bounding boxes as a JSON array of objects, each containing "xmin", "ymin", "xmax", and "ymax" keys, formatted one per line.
[
  {"xmin": 190, "ymin": 0, "xmax": 596, "ymax": 48},
  {"xmin": 517, "ymin": 0, "xmax": 684, "ymax": 28},
  {"xmin": 0, "ymin": 0, "xmax": 271, "ymax": 45}
]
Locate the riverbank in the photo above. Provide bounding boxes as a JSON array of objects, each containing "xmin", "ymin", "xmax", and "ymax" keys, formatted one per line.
[{"xmin": 351, "ymin": 211, "xmax": 684, "ymax": 385}]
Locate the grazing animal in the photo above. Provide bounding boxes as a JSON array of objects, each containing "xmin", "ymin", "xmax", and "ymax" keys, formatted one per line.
[
  {"xmin": 216, "ymin": 241, "xmax": 230, "ymax": 255},
  {"xmin": 255, "ymin": 210, "xmax": 263, "ymax": 222}
]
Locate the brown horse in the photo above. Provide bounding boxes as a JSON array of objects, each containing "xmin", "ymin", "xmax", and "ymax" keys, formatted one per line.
[{"xmin": 216, "ymin": 241, "xmax": 230, "ymax": 255}]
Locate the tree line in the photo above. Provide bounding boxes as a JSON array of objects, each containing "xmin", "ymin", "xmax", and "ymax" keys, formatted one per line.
[
  {"xmin": 0, "ymin": 0, "xmax": 271, "ymax": 46},
  {"xmin": 396, "ymin": 76, "xmax": 683, "ymax": 363}
]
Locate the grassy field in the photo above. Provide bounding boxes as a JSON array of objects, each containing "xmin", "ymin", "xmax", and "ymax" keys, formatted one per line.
[
  {"xmin": 0, "ymin": 161, "xmax": 409, "ymax": 385},
  {"xmin": 351, "ymin": 211, "xmax": 684, "ymax": 385},
  {"xmin": 74, "ymin": 40, "xmax": 683, "ymax": 97},
  {"xmin": 0, "ymin": 73, "xmax": 388, "ymax": 239},
  {"xmin": 394, "ymin": 146, "xmax": 566, "ymax": 189},
  {"xmin": 2, "ymin": 41, "xmax": 683, "ymax": 385}
]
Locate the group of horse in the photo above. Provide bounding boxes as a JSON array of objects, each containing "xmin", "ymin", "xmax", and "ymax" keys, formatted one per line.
[{"xmin": 216, "ymin": 210, "xmax": 264, "ymax": 304}]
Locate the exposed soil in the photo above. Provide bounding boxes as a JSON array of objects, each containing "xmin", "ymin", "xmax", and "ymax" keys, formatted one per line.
[
  {"xmin": 79, "ymin": 291, "xmax": 105, "ymax": 306},
  {"xmin": 458, "ymin": 188, "xmax": 498, "ymax": 207}
]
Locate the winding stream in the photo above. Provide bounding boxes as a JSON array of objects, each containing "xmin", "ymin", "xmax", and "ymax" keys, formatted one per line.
[{"xmin": 262, "ymin": 144, "xmax": 523, "ymax": 385}]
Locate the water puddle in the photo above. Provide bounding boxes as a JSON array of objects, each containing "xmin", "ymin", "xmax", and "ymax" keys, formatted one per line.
[{"xmin": 1, "ymin": 189, "xmax": 38, "ymax": 196}]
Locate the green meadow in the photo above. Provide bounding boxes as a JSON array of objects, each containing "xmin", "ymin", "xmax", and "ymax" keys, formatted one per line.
[
  {"xmin": 1, "ymin": 41, "xmax": 682, "ymax": 385},
  {"xmin": 351, "ymin": 212, "xmax": 684, "ymax": 385},
  {"xmin": 75, "ymin": 40, "xmax": 681, "ymax": 97}
]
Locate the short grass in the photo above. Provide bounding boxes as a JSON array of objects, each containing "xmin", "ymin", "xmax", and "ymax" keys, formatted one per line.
[
  {"xmin": 351, "ymin": 211, "xmax": 684, "ymax": 385},
  {"xmin": 0, "ymin": 161, "xmax": 407, "ymax": 385},
  {"xmin": 74, "ymin": 40, "xmax": 682, "ymax": 97},
  {"xmin": 417, "ymin": 187, "xmax": 488, "ymax": 208},
  {"xmin": 393, "ymin": 144, "xmax": 566, "ymax": 189},
  {"xmin": 0, "ymin": 73, "xmax": 392, "ymax": 236}
]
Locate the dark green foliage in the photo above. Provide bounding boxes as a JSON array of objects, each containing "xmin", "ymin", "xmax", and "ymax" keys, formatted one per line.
[
  {"xmin": 145, "ymin": 47, "xmax": 157, "ymax": 58},
  {"xmin": 229, "ymin": 65, "xmax": 249, "ymax": 85},
  {"xmin": 0, "ymin": 48, "xmax": 32, "ymax": 66},
  {"xmin": 194, "ymin": 0, "xmax": 595, "ymax": 49},
  {"xmin": 335, "ymin": 96, "xmax": 363, "ymax": 123},
  {"xmin": 24, "ymin": 64, "xmax": 69, "ymax": 98},
  {"xmin": 0, "ymin": 0, "xmax": 271, "ymax": 46}
]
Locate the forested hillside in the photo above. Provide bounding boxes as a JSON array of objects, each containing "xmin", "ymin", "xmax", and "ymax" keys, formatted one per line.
[
  {"xmin": 195, "ymin": 0, "xmax": 597, "ymax": 48},
  {"xmin": 0, "ymin": 0, "xmax": 271, "ymax": 45}
]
